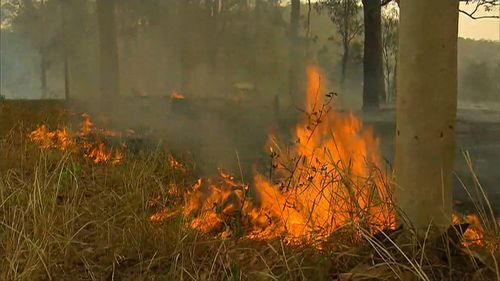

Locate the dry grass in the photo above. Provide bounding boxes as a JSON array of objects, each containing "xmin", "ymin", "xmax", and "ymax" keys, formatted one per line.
[{"xmin": 0, "ymin": 100, "xmax": 498, "ymax": 280}]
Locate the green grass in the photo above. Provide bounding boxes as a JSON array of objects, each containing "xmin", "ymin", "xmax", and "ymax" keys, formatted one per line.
[{"xmin": 1, "ymin": 100, "xmax": 498, "ymax": 280}]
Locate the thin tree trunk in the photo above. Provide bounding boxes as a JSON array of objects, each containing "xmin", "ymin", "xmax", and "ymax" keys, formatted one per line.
[
  {"xmin": 362, "ymin": 0, "xmax": 385, "ymax": 110},
  {"xmin": 340, "ymin": 39, "xmax": 349, "ymax": 90},
  {"xmin": 60, "ymin": 0, "xmax": 70, "ymax": 100},
  {"xmin": 392, "ymin": 57, "xmax": 397, "ymax": 100},
  {"xmin": 96, "ymin": 0, "xmax": 120, "ymax": 105},
  {"xmin": 40, "ymin": 50, "xmax": 48, "ymax": 98},
  {"xmin": 40, "ymin": 0, "xmax": 47, "ymax": 98},
  {"xmin": 207, "ymin": 0, "xmax": 220, "ymax": 69},
  {"xmin": 306, "ymin": 0, "xmax": 311, "ymax": 38},
  {"xmin": 288, "ymin": 0, "xmax": 300, "ymax": 104},
  {"xmin": 178, "ymin": 1, "xmax": 190, "ymax": 93},
  {"xmin": 395, "ymin": 0, "xmax": 458, "ymax": 231}
]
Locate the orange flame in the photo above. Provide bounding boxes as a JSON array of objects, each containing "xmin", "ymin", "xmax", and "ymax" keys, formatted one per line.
[
  {"xmin": 170, "ymin": 90, "xmax": 185, "ymax": 100},
  {"xmin": 29, "ymin": 113, "xmax": 123, "ymax": 165},
  {"xmin": 153, "ymin": 64, "xmax": 395, "ymax": 242},
  {"xmin": 247, "ymin": 65, "xmax": 394, "ymax": 239},
  {"xmin": 452, "ymin": 213, "xmax": 494, "ymax": 249}
]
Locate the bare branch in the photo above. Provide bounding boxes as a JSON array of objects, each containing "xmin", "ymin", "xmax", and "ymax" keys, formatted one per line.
[
  {"xmin": 459, "ymin": 9, "xmax": 499, "ymax": 19},
  {"xmin": 459, "ymin": 0, "xmax": 500, "ymax": 20}
]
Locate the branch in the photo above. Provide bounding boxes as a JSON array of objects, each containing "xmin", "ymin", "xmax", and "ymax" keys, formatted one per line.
[
  {"xmin": 458, "ymin": 9, "xmax": 499, "ymax": 19},
  {"xmin": 381, "ymin": 0, "xmax": 393, "ymax": 6},
  {"xmin": 459, "ymin": 0, "xmax": 500, "ymax": 20}
]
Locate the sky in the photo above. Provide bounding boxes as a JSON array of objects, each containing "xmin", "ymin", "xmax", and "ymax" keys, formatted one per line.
[
  {"xmin": 458, "ymin": 3, "xmax": 500, "ymax": 41},
  {"xmin": 296, "ymin": 0, "xmax": 499, "ymax": 41}
]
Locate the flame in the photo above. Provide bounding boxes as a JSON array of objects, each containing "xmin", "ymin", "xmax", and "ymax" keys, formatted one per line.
[
  {"xmin": 452, "ymin": 213, "xmax": 495, "ymax": 249},
  {"xmin": 248, "ymin": 65, "xmax": 394, "ymax": 240},
  {"xmin": 29, "ymin": 125, "xmax": 75, "ymax": 150},
  {"xmin": 168, "ymin": 154, "xmax": 187, "ymax": 172},
  {"xmin": 29, "ymin": 113, "xmax": 123, "ymax": 165},
  {"xmin": 170, "ymin": 90, "xmax": 185, "ymax": 100},
  {"xmin": 153, "ymin": 64, "xmax": 395, "ymax": 242}
]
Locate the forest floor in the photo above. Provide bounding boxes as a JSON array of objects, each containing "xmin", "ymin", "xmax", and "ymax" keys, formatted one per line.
[{"xmin": 1, "ymin": 100, "xmax": 499, "ymax": 281}]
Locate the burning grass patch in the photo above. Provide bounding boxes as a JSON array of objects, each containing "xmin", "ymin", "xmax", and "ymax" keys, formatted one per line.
[{"xmin": 0, "ymin": 116, "xmax": 498, "ymax": 280}]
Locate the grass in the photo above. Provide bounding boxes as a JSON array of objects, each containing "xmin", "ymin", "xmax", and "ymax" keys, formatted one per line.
[{"xmin": 0, "ymin": 100, "xmax": 498, "ymax": 280}]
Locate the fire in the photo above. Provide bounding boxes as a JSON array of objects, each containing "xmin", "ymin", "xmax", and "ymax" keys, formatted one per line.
[
  {"xmin": 249, "ymin": 65, "xmax": 394, "ymax": 239},
  {"xmin": 29, "ymin": 125, "xmax": 75, "ymax": 150},
  {"xmin": 154, "ymin": 64, "xmax": 395, "ymax": 242},
  {"xmin": 170, "ymin": 90, "xmax": 185, "ymax": 100},
  {"xmin": 452, "ymin": 213, "xmax": 494, "ymax": 249},
  {"xmin": 29, "ymin": 113, "xmax": 123, "ymax": 165}
]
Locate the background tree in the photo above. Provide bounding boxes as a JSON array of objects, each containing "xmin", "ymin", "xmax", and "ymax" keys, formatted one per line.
[
  {"xmin": 395, "ymin": 0, "xmax": 459, "ymax": 231},
  {"xmin": 361, "ymin": 0, "xmax": 386, "ymax": 110},
  {"xmin": 316, "ymin": 0, "xmax": 363, "ymax": 90},
  {"xmin": 12, "ymin": 0, "xmax": 49, "ymax": 97},
  {"xmin": 288, "ymin": 0, "xmax": 301, "ymax": 105},
  {"xmin": 59, "ymin": 0, "xmax": 70, "ymax": 100},
  {"xmin": 96, "ymin": 0, "xmax": 120, "ymax": 104},
  {"xmin": 381, "ymin": 4, "xmax": 398, "ymax": 103}
]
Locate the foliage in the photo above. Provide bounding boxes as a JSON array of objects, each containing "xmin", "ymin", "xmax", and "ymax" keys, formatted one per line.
[
  {"xmin": 315, "ymin": 0, "xmax": 363, "ymax": 46},
  {"xmin": 381, "ymin": 4, "xmax": 398, "ymax": 103}
]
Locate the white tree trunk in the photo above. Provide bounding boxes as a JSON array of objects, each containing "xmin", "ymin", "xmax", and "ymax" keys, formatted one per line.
[{"xmin": 395, "ymin": 0, "xmax": 459, "ymax": 231}]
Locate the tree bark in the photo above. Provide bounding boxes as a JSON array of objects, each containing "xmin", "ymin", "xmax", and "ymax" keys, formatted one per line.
[
  {"xmin": 395, "ymin": 0, "xmax": 459, "ymax": 231},
  {"xmin": 96, "ymin": 0, "xmax": 120, "ymax": 105},
  {"xmin": 362, "ymin": 0, "xmax": 385, "ymax": 111}
]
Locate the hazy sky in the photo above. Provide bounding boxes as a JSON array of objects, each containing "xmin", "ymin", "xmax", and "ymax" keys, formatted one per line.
[
  {"xmin": 298, "ymin": 1, "xmax": 500, "ymax": 41},
  {"xmin": 458, "ymin": 3, "xmax": 499, "ymax": 41}
]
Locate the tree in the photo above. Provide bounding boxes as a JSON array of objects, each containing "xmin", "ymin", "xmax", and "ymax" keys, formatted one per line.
[
  {"xmin": 381, "ymin": 5, "xmax": 398, "ymax": 103},
  {"xmin": 317, "ymin": 0, "xmax": 363, "ymax": 90},
  {"xmin": 59, "ymin": 0, "xmax": 70, "ymax": 100},
  {"xmin": 96, "ymin": 0, "xmax": 120, "ymax": 104},
  {"xmin": 459, "ymin": 0, "xmax": 499, "ymax": 19},
  {"xmin": 361, "ymin": 0, "xmax": 386, "ymax": 110},
  {"xmin": 395, "ymin": 0, "xmax": 459, "ymax": 231},
  {"xmin": 288, "ymin": 0, "xmax": 301, "ymax": 104},
  {"xmin": 12, "ymin": 0, "xmax": 49, "ymax": 98}
]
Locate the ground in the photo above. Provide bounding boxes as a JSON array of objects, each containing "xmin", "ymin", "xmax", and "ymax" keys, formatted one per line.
[{"xmin": 0, "ymin": 100, "xmax": 498, "ymax": 281}]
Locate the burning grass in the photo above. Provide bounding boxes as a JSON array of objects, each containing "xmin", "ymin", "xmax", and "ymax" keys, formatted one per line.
[
  {"xmin": 151, "ymin": 65, "xmax": 396, "ymax": 244},
  {"xmin": 1, "ymin": 121, "xmax": 498, "ymax": 280},
  {"xmin": 1, "ymin": 79, "xmax": 498, "ymax": 280},
  {"xmin": 28, "ymin": 113, "xmax": 124, "ymax": 165}
]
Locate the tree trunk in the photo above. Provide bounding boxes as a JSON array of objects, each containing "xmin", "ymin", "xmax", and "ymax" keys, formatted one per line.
[
  {"xmin": 340, "ymin": 39, "xmax": 349, "ymax": 90},
  {"xmin": 207, "ymin": 0, "xmax": 220, "ymax": 70},
  {"xmin": 395, "ymin": 0, "xmax": 458, "ymax": 231},
  {"xmin": 40, "ymin": 49, "xmax": 48, "ymax": 98},
  {"xmin": 40, "ymin": 0, "xmax": 47, "ymax": 98},
  {"xmin": 288, "ymin": 0, "xmax": 300, "ymax": 104},
  {"xmin": 362, "ymin": 0, "xmax": 385, "ymax": 111},
  {"xmin": 60, "ymin": 0, "xmax": 70, "ymax": 100},
  {"xmin": 178, "ymin": 1, "xmax": 190, "ymax": 94},
  {"xmin": 96, "ymin": 0, "xmax": 120, "ymax": 105}
]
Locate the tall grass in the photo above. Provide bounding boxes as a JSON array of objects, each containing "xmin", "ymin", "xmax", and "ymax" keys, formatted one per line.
[{"xmin": 0, "ymin": 108, "xmax": 498, "ymax": 280}]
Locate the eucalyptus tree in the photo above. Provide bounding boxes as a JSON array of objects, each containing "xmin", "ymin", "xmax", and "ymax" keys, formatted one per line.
[
  {"xmin": 316, "ymin": 0, "xmax": 363, "ymax": 90},
  {"xmin": 395, "ymin": 0, "xmax": 459, "ymax": 231}
]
